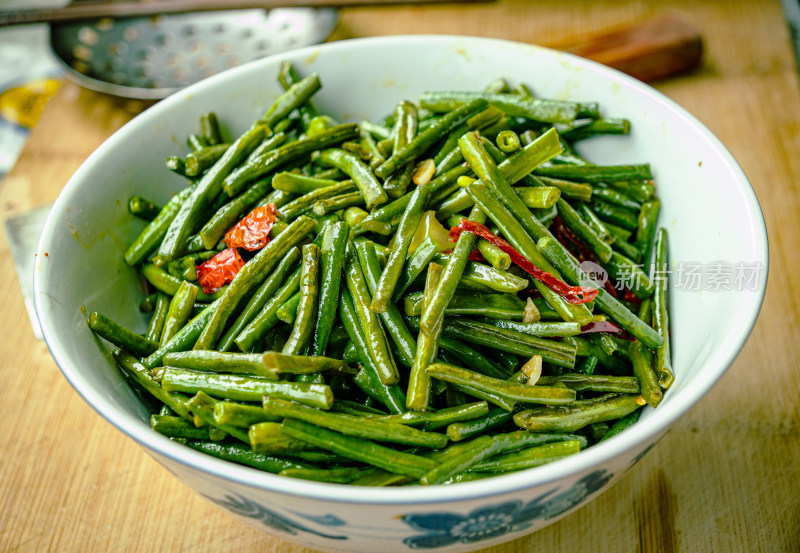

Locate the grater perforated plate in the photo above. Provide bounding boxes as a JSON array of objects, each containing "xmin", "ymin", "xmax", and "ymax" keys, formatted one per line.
[{"xmin": 49, "ymin": 8, "xmax": 338, "ymax": 99}]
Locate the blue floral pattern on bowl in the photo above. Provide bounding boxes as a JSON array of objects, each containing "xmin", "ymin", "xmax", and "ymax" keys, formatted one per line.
[
  {"xmin": 202, "ymin": 469, "xmax": 612, "ymax": 549},
  {"xmin": 203, "ymin": 493, "xmax": 348, "ymax": 540},
  {"xmin": 401, "ymin": 469, "xmax": 612, "ymax": 549}
]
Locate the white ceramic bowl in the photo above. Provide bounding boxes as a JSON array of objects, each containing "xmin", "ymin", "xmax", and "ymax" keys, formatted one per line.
[{"xmin": 34, "ymin": 35, "xmax": 767, "ymax": 553}]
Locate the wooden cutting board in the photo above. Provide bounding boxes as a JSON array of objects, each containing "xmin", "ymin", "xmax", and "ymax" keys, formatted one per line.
[{"xmin": 1, "ymin": 1, "xmax": 798, "ymax": 552}]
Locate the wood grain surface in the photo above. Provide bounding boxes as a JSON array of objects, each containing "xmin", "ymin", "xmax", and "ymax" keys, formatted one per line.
[{"xmin": 1, "ymin": 1, "xmax": 798, "ymax": 552}]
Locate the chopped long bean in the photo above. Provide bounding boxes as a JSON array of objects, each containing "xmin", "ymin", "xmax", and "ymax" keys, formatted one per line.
[
  {"xmin": 339, "ymin": 288, "xmax": 407, "ymax": 414},
  {"xmin": 420, "ymin": 91, "xmax": 597, "ymax": 124},
  {"xmin": 317, "ymin": 148, "xmax": 387, "ymax": 208},
  {"xmin": 308, "ymin": 221, "xmax": 348, "ymax": 356},
  {"xmin": 419, "ymin": 205, "xmax": 486, "ymax": 334},
  {"xmin": 383, "ymin": 101, "xmax": 418, "ymax": 198},
  {"xmin": 375, "ymin": 99, "xmax": 488, "ymax": 179},
  {"xmin": 534, "ymin": 164, "xmax": 652, "ymax": 183},
  {"xmin": 160, "ymin": 367, "xmax": 334, "ymax": 409},
  {"xmin": 183, "ymin": 439, "xmax": 310, "ymax": 473},
  {"xmin": 653, "ymin": 228, "xmax": 674, "ymax": 390},
  {"xmin": 426, "ymin": 362, "xmax": 576, "ymax": 408},
  {"xmin": 281, "ymin": 244, "xmax": 320, "ymax": 355},
  {"xmin": 637, "ymin": 199, "xmax": 661, "ymax": 269},
  {"xmin": 87, "ymin": 312, "xmax": 157, "ymax": 358},
  {"xmin": 160, "ymin": 281, "xmax": 198, "ymax": 346},
  {"xmin": 355, "ymin": 239, "xmax": 417, "ymax": 368},
  {"xmin": 344, "ymin": 243, "xmax": 399, "ymax": 384},
  {"xmin": 264, "ymin": 398, "xmax": 448, "ymax": 448},
  {"xmin": 556, "ymin": 198, "xmax": 613, "ymax": 263},
  {"xmin": 631, "ymin": 299, "xmax": 662, "ymax": 407},
  {"xmin": 537, "ymin": 236, "xmax": 663, "ymax": 349},
  {"xmin": 145, "ymin": 292, "xmax": 170, "ymax": 343},
  {"xmin": 233, "ymin": 267, "xmax": 302, "ymax": 352},
  {"xmin": 433, "ymin": 317, "xmax": 578, "ymax": 369},
  {"xmin": 407, "ymin": 262, "xmax": 444, "ymax": 410},
  {"xmin": 280, "ymin": 418, "xmax": 437, "ymax": 479},
  {"xmin": 97, "ymin": 67, "xmax": 678, "ymax": 487},
  {"xmin": 224, "ymin": 123, "xmax": 360, "ymax": 197},
  {"xmin": 465, "ymin": 183, "xmax": 593, "ymax": 325},
  {"xmin": 470, "ymin": 440, "xmax": 582, "ymax": 472},
  {"xmin": 155, "ymin": 124, "xmax": 266, "ymax": 265},
  {"xmin": 514, "ymin": 393, "xmax": 642, "ymax": 432},
  {"xmin": 371, "ymin": 186, "xmax": 430, "ymax": 312},
  {"xmin": 194, "ymin": 215, "xmax": 316, "ymax": 350},
  {"xmin": 124, "ymin": 186, "xmax": 194, "ymax": 266},
  {"xmin": 395, "ymin": 236, "xmax": 439, "ymax": 298},
  {"xmin": 217, "ymin": 247, "xmax": 300, "ymax": 352}
]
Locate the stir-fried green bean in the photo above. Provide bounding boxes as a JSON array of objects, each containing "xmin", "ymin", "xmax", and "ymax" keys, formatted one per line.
[{"xmin": 91, "ymin": 65, "xmax": 677, "ymax": 487}]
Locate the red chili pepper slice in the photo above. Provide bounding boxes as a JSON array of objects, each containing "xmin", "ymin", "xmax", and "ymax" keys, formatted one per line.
[
  {"xmin": 468, "ymin": 250, "xmax": 485, "ymax": 262},
  {"xmin": 223, "ymin": 204, "xmax": 277, "ymax": 251},
  {"xmin": 580, "ymin": 321, "xmax": 635, "ymax": 341},
  {"xmin": 449, "ymin": 219, "xmax": 598, "ymax": 304},
  {"xmin": 602, "ymin": 278, "xmax": 619, "ymax": 298},
  {"xmin": 621, "ymin": 289, "xmax": 642, "ymax": 305},
  {"xmin": 442, "ymin": 249, "xmax": 486, "ymax": 262},
  {"xmin": 551, "ymin": 216, "xmax": 595, "ymax": 265},
  {"xmin": 196, "ymin": 248, "xmax": 245, "ymax": 294}
]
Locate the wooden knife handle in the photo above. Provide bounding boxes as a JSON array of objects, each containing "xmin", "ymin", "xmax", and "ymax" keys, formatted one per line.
[{"xmin": 554, "ymin": 16, "xmax": 703, "ymax": 82}]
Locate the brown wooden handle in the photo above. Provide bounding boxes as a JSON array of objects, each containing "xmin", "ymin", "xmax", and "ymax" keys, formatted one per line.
[{"xmin": 551, "ymin": 16, "xmax": 703, "ymax": 82}]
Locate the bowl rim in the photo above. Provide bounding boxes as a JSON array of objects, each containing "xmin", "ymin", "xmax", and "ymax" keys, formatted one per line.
[{"xmin": 34, "ymin": 33, "xmax": 769, "ymax": 506}]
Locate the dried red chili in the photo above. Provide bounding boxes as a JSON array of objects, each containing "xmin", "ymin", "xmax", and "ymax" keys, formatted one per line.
[
  {"xmin": 580, "ymin": 321, "xmax": 635, "ymax": 341},
  {"xmin": 196, "ymin": 248, "xmax": 245, "ymax": 294},
  {"xmin": 449, "ymin": 219, "xmax": 598, "ymax": 304},
  {"xmin": 621, "ymin": 289, "xmax": 642, "ymax": 305},
  {"xmin": 223, "ymin": 204, "xmax": 277, "ymax": 251},
  {"xmin": 602, "ymin": 278, "xmax": 619, "ymax": 298},
  {"xmin": 468, "ymin": 250, "xmax": 486, "ymax": 262},
  {"xmin": 441, "ymin": 249, "xmax": 487, "ymax": 262},
  {"xmin": 551, "ymin": 215, "xmax": 595, "ymax": 265}
]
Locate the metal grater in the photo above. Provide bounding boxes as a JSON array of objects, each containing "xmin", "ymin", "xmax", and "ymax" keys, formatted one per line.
[{"xmin": 48, "ymin": 8, "xmax": 338, "ymax": 99}]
